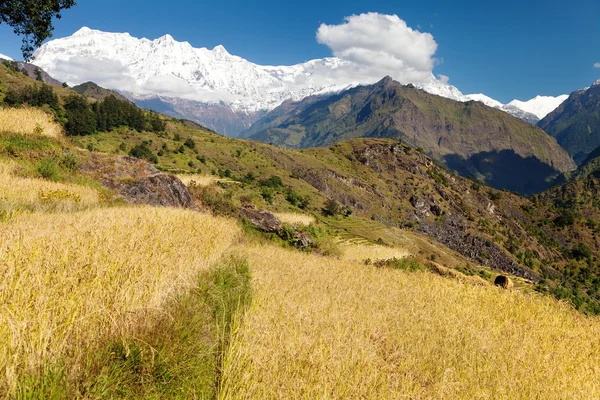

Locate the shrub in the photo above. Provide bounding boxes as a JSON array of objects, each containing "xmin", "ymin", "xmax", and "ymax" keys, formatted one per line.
[
  {"xmin": 130, "ymin": 143, "xmax": 158, "ymax": 163},
  {"xmin": 184, "ymin": 138, "xmax": 196, "ymax": 149},
  {"xmin": 322, "ymin": 198, "xmax": 343, "ymax": 217},
  {"xmin": 59, "ymin": 152, "xmax": 79, "ymax": 173},
  {"xmin": 37, "ymin": 158, "xmax": 61, "ymax": 181},
  {"xmin": 572, "ymin": 243, "xmax": 592, "ymax": 261},
  {"xmin": 554, "ymin": 209, "xmax": 578, "ymax": 228},
  {"xmin": 261, "ymin": 187, "xmax": 274, "ymax": 204},
  {"xmin": 259, "ymin": 175, "xmax": 283, "ymax": 188}
]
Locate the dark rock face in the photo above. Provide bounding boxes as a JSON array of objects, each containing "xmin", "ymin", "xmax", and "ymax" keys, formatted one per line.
[
  {"xmin": 116, "ymin": 173, "xmax": 196, "ymax": 208},
  {"xmin": 240, "ymin": 205, "xmax": 283, "ymax": 232},
  {"xmin": 80, "ymin": 154, "xmax": 197, "ymax": 209}
]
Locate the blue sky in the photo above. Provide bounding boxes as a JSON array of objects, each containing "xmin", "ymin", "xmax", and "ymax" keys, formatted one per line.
[{"xmin": 0, "ymin": 0, "xmax": 599, "ymax": 103}]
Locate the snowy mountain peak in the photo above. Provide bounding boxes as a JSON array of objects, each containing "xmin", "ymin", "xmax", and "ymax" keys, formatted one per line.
[
  {"xmin": 508, "ymin": 95, "xmax": 569, "ymax": 120},
  {"xmin": 0, "ymin": 52, "xmax": 13, "ymax": 61},
  {"xmin": 593, "ymin": 79, "xmax": 600, "ymax": 87},
  {"xmin": 465, "ymin": 93, "xmax": 503, "ymax": 109},
  {"xmin": 31, "ymin": 27, "xmax": 568, "ymax": 133}
]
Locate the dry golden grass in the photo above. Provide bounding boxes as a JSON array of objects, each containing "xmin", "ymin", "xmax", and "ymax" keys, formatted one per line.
[
  {"xmin": 0, "ymin": 107, "xmax": 63, "ymax": 138},
  {"xmin": 177, "ymin": 174, "xmax": 238, "ymax": 187},
  {"xmin": 339, "ymin": 241, "xmax": 412, "ymax": 263},
  {"xmin": 220, "ymin": 244, "xmax": 600, "ymax": 399},
  {"xmin": 0, "ymin": 206, "xmax": 240, "ymax": 394},
  {"xmin": 273, "ymin": 212, "xmax": 315, "ymax": 226},
  {"xmin": 0, "ymin": 161, "xmax": 99, "ymax": 217}
]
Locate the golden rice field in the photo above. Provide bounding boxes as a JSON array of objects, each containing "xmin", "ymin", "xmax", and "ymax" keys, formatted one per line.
[
  {"xmin": 339, "ymin": 241, "xmax": 412, "ymax": 263},
  {"xmin": 0, "ymin": 161, "xmax": 99, "ymax": 216},
  {"xmin": 220, "ymin": 244, "xmax": 600, "ymax": 399},
  {"xmin": 0, "ymin": 107, "xmax": 63, "ymax": 138},
  {"xmin": 273, "ymin": 212, "xmax": 316, "ymax": 226},
  {"xmin": 0, "ymin": 206, "xmax": 239, "ymax": 394}
]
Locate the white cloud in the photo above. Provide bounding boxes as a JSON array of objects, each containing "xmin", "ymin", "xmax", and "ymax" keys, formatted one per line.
[
  {"xmin": 594, "ymin": 62, "xmax": 600, "ymax": 68},
  {"xmin": 316, "ymin": 13, "xmax": 440, "ymax": 85},
  {"xmin": 49, "ymin": 55, "xmax": 240, "ymax": 103},
  {"xmin": 52, "ymin": 56, "xmax": 138, "ymax": 90}
]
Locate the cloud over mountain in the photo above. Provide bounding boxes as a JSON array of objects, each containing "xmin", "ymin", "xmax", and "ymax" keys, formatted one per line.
[{"xmin": 316, "ymin": 13, "xmax": 439, "ymax": 84}]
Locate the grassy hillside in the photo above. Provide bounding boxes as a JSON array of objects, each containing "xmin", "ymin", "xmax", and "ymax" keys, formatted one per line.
[
  {"xmin": 3, "ymin": 80, "xmax": 600, "ymax": 398},
  {"xmin": 246, "ymin": 77, "xmax": 575, "ymax": 195}
]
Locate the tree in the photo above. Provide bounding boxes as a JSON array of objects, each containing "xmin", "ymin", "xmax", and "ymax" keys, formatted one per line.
[
  {"xmin": 64, "ymin": 94, "xmax": 96, "ymax": 136},
  {"xmin": 0, "ymin": 0, "xmax": 76, "ymax": 61}
]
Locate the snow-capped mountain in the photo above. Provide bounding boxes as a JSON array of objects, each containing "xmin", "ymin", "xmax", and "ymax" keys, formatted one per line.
[
  {"xmin": 508, "ymin": 95, "xmax": 569, "ymax": 120},
  {"xmin": 0, "ymin": 53, "xmax": 13, "ymax": 61},
  {"xmin": 32, "ymin": 27, "xmax": 567, "ymax": 135}
]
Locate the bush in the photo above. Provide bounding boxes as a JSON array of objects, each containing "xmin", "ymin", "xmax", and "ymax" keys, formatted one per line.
[
  {"xmin": 130, "ymin": 143, "xmax": 158, "ymax": 163},
  {"xmin": 37, "ymin": 158, "xmax": 61, "ymax": 181},
  {"xmin": 322, "ymin": 198, "xmax": 343, "ymax": 217},
  {"xmin": 184, "ymin": 138, "xmax": 196, "ymax": 149},
  {"xmin": 259, "ymin": 175, "xmax": 283, "ymax": 188},
  {"xmin": 59, "ymin": 152, "xmax": 79, "ymax": 173},
  {"xmin": 554, "ymin": 209, "xmax": 578, "ymax": 228},
  {"xmin": 572, "ymin": 243, "xmax": 592, "ymax": 261},
  {"xmin": 261, "ymin": 187, "xmax": 274, "ymax": 204}
]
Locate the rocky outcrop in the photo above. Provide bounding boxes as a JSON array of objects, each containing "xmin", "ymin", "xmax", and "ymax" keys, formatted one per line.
[
  {"xmin": 80, "ymin": 153, "xmax": 197, "ymax": 209},
  {"xmin": 240, "ymin": 204, "xmax": 282, "ymax": 232}
]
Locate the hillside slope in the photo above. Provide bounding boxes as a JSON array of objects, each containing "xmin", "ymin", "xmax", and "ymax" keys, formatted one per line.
[
  {"xmin": 247, "ymin": 77, "xmax": 575, "ymax": 195},
  {"xmin": 538, "ymin": 80, "xmax": 600, "ymax": 164}
]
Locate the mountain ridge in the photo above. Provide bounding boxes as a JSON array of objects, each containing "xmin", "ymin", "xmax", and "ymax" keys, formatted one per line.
[
  {"xmin": 538, "ymin": 80, "xmax": 600, "ymax": 164},
  {"xmin": 32, "ymin": 27, "xmax": 566, "ymax": 135},
  {"xmin": 246, "ymin": 76, "xmax": 575, "ymax": 195}
]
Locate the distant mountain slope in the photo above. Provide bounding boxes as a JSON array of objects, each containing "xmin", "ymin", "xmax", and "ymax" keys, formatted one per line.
[
  {"xmin": 538, "ymin": 80, "xmax": 600, "ymax": 164},
  {"xmin": 247, "ymin": 77, "xmax": 575, "ymax": 195},
  {"xmin": 72, "ymin": 81, "xmax": 130, "ymax": 102}
]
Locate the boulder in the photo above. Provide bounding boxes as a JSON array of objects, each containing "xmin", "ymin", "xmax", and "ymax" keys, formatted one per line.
[{"xmin": 240, "ymin": 205, "xmax": 282, "ymax": 232}]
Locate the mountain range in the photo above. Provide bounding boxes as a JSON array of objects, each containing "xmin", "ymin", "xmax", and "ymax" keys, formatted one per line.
[
  {"xmin": 244, "ymin": 76, "xmax": 575, "ymax": 195},
  {"xmin": 31, "ymin": 27, "xmax": 567, "ymax": 136}
]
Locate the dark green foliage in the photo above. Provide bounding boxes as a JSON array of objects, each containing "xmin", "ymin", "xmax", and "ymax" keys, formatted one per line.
[
  {"xmin": 94, "ymin": 95, "xmax": 146, "ymax": 132},
  {"xmin": 129, "ymin": 143, "xmax": 158, "ymax": 163},
  {"xmin": 259, "ymin": 175, "xmax": 283, "ymax": 188},
  {"xmin": 554, "ymin": 209, "xmax": 578, "ymax": 228},
  {"xmin": 487, "ymin": 191, "xmax": 502, "ymax": 201},
  {"xmin": 571, "ymin": 243, "xmax": 592, "ymax": 261},
  {"xmin": 3, "ymin": 83, "xmax": 58, "ymax": 110},
  {"xmin": 285, "ymin": 188, "xmax": 311, "ymax": 209},
  {"xmin": 184, "ymin": 137, "xmax": 196, "ymax": 149},
  {"xmin": 0, "ymin": 0, "xmax": 76, "ymax": 61},
  {"xmin": 146, "ymin": 111, "xmax": 166, "ymax": 132},
  {"xmin": 260, "ymin": 187, "xmax": 274, "ymax": 204},
  {"xmin": 64, "ymin": 95, "xmax": 96, "ymax": 136},
  {"xmin": 241, "ymin": 172, "xmax": 255, "ymax": 184},
  {"xmin": 322, "ymin": 198, "xmax": 343, "ymax": 217}
]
